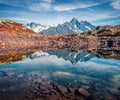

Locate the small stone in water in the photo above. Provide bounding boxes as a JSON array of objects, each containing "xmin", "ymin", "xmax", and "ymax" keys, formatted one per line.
[
  {"xmin": 76, "ymin": 88, "xmax": 90, "ymax": 97},
  {"xmin": 57, "ymin": 85, "xmax": 67, "ymax": 94}
]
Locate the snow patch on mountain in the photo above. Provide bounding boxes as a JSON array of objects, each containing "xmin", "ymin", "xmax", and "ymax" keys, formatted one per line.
[{"xmin": 27, "ymin": 22, "xmax": 49, "ymax": 33}]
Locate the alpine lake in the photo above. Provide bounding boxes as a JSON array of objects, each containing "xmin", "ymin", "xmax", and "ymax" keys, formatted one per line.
[{"xmin": 0, "ymin": 49, "xmax": 120, "ymax": 100}]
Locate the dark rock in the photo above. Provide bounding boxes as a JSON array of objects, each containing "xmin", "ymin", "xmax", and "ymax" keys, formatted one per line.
[
  {"xmin": 68, "ymin": 88, "xmax": 75, "ymax": 93},
  {"xmin": 64, "ymin": 93, "xmax": 75, "ymax": 99},
  {"xmin": 49, "ymin": 96, "xmax": 59, "ymax": 100},
  {"xmin": 40, "ymin": 85, "xmax": 48, "ymax": 91},
  {"xmin": 105, "ymin": 96, "xmax": 117, "ymax": 100},
  {"xmin": 75, "ymin": 96, "xmax": 86, "ymax": 100},
  {"xmin": 76, "ymin": 88, "xmax": 90, "ymax": 97},
  {"xmin": 35, "ymin": 79, "xmax": 42, "ymax": 83},
  {"xmin": 56, "ymin": 85, "xmax": 67, "ymax": 94}
]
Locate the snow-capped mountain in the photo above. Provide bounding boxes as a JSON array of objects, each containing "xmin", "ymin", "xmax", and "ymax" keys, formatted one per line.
[
  {"xmin": 29, "ymin": 50, "xmax": 95, "ymax": 64},
  {"xmin": 40, "ymin": 17, "xmax": 96, "ymax": 35},
  {"xmin": 27, "ymin": 22, "xmax": 49, "ymax": 33}
]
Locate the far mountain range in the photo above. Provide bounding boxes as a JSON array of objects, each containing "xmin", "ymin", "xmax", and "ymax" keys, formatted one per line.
[{"xmin": 27, "ymin": 17, "xmax": 96, "ymax": 35}]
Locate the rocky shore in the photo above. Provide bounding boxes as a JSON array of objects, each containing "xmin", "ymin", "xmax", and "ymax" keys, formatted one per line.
[{"xmin": 0, "ymin": 32, "xmax": 100, "ymax": 52}]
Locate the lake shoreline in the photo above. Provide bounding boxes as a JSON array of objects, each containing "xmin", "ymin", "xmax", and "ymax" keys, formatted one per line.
[{"xmin": 0, "ymin": 32, "xmax": 100, "ymax": 52}]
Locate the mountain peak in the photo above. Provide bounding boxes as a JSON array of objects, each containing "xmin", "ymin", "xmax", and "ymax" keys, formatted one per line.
[
  {"xmin": 27, "ymin": 22, "xmax": 49, "ymax": 33},
  {"xmin": 27, "ymin": 22, "xmax": 40, "ymax": 26},
  {"xmin": 70, "ymin": 17, "xmax": 79, "ymax": 23},
  {"xmin": 31, "ymin": 22, "xmax": 35, "ymax": 24},
  {"xmin": 72, "ymin": 17, "xmax": 78, "ymax": 20}
]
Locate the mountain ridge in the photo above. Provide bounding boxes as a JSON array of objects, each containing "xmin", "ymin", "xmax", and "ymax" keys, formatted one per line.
[{"xmin": 27, "ymin": 18, "xmax": 96, "ymax": 35}]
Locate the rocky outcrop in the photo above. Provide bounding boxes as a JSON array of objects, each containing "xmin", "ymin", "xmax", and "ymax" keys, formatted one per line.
[
  {"xmin": 27, "ymin": 79, "xmax": 91, "ymax": 100},
  {"xmin": 82, "ymin": 25, "xmax": 120, "ymax": 36},
  {"xmin": 0, "ymin": 32, "xmax": 100, "ymax": 53}
]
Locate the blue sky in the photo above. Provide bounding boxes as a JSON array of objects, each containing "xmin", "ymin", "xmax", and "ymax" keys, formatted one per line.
[{"xmin": 0, "ymin": 0, "xmax": 120, "ymax": 26}]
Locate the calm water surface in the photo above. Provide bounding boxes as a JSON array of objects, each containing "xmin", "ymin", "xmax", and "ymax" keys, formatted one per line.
[{"xmin": 0, "ymin": 50, "xmax": 120, "ymax": 100}]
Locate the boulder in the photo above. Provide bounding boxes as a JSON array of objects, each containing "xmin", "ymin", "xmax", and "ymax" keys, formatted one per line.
[
  {"xmin": 76, "ymin": 88, "xmax": 90, "ymax": 97},
  {"xmin": 57, "ymin": 85, "xmax": 67, "ymax": 94}
]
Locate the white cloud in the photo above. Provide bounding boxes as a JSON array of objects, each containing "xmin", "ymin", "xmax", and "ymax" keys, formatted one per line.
[
  {"xmin": 43, "ymin": 0, "xmax": 54, "ymax": 3},
  {"xmin": 29, "ymin": 0, "xmax": 54, "ymax": 11},
  {"xmin": 53, "ymin": 3, "xmax": 97, "ymax": 11},
  {"xmin": 30, "ymin": 2, "xmax": 52, "ymax": 11},
  {"xmin": 111, "ymin": 0, "xmax": 120, "ymax": 9},
  {"xmin": 29, "ymin": 1, "xmax": 98, "ymax": 12}
]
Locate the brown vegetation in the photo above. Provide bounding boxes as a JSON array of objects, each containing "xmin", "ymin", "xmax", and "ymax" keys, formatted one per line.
[
  {"xmin": 82, "ymin": 25, "xmax": 120, "ymax": 36},
  {"xmin": 0, "ymin": 20, "xmax": 36, "ymax": 35}
]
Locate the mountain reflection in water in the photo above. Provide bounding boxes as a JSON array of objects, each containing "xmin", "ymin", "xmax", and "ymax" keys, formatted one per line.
[{"xmin": 0, "ymin": 49, "xmax": 120, "ymax": 100}]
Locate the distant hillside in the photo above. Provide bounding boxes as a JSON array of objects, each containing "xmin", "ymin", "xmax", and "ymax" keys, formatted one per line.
[
  {"xmin": 0, "ymin": 20, "xmax": 36, "ymax": 35},
  {"xmin": 82, "ymin": 25, "xmax": 120, "ymax": 36}
]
